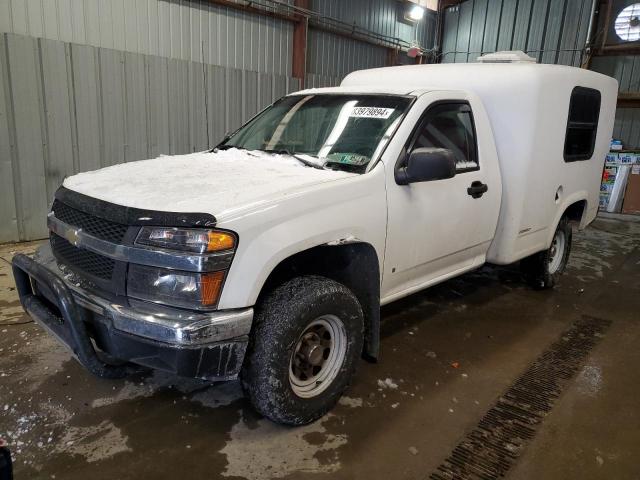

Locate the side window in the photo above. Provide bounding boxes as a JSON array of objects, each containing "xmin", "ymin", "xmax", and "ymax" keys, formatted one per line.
[
  {"xmin": 412, "ymin": 103, "xmax": 479, "ymax": 172},
  {"xmin": 564, "ymin": 87, "xmax": 601, "ymax": 162}
]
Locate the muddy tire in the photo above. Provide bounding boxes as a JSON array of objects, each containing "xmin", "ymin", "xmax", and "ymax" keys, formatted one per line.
[
  {"xmin": 241, "ymin": 275, "xmax": 364, "ymax": 426},
  {"xmin": 521, "ymin": 216, "xmax": 572, "ymax": 289}
]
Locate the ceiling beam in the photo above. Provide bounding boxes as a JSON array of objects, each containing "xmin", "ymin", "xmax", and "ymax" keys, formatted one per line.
[
  {"xmin": 205, "ymin": 0, "xmax": 300, "ymax": 23},
  {"xmin": 292, "ymin": 0, "xmax": 309, "ymax": 86},
  {"xmin": 203, "ymin": 0, "xmax": 411, "ymax": 53},
  {"xmin": 618, "ymin": 93, "xmax": 640, "ymax": 108},
  {"xmin": 594, "ymin": 44, "xmax": 640, "ymax": 56}
]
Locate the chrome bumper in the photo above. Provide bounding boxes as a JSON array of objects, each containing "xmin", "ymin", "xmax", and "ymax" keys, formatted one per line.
[{"xmin": 34, "ymin": 243, "xmax": 253, "ymax": 347}]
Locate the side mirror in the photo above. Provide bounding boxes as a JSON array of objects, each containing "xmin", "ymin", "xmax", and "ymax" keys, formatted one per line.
[{"xmin": 395, "ymin": 148, "xmax": 457, "ymax": 185}]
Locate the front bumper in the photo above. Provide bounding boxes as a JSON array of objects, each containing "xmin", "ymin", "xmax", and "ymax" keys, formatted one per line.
[{"xmin": 11, "ymin": 245, "xmax": 253, "ymax": 380}]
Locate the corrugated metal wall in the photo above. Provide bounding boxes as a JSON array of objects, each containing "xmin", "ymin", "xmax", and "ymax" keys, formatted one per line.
[
  {"xmin": 310, "ymin": 0, "xmax": 435, "ymax": 50},
  {"xmin": 440, "ymin": 0, "xmax": 640, "ymax": 149},
  {"xmin": 0, "ymin": 0, "xmax": 436, "ymax": 242},
  {"xmin": 441, "ymin": 0, "xmax": 593, "ymax": 66},
  {"xmin": 307, "ymin": 0, "xmax": 437, "ymax": 80},
  {"xmin": 306, "ymin": 29, "xmax": 388, "ymax": 81},
  {"xmin": 590, "ymin": 55, "xmax": 640, "ymax": 148},
  {"xmin": 613, "ymin": 108, "xmax": 640, "ymax": 148},
  {"xmin": 591, "ymin": 55, "xmax": 640, "ymax": 93},
  {"xmin": 0, "ymin": 0, "xmax": 293, "ymax": 75},
  {"xmin": 0, "ymin": 32, "xmax": 299, "ymax": 242}
]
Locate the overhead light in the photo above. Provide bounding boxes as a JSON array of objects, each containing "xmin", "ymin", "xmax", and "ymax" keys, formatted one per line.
[{"xmin": 408, "ymin": 5, "xmax": 424, "ymax": 21}]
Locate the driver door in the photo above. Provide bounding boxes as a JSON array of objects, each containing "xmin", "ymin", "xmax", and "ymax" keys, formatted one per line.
[{"xmin": 381, "ymin": 92, "xmax": 501, "ymax": 303}]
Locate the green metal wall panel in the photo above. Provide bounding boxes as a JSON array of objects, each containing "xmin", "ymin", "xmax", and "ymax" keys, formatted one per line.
[
  {"xmin": 442, "ymin": 0, "xmax": 593, "ymax": 66},
  {"xmin": 0, "ymin": 32, "xmax": 299, "ymax": 243}
]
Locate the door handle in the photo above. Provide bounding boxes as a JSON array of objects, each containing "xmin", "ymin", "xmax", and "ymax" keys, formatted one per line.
[{"xmin": 467, "ymin": 181, "xmax": 488, "ymax": 199}]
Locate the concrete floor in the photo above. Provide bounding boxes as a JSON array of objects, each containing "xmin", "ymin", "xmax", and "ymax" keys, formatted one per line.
[{"xmin": 0, "ymin": 214, "xmax": 638, "ymax": 480}]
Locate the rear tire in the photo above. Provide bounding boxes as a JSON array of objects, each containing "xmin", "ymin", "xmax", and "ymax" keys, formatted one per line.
[
  {"xmin": 521, "ymin": 216, "xmax": 572, "ymax": 289},
  {"xmin": 241, "ymin": 275, "xmax": 364, "ymax": 425}
]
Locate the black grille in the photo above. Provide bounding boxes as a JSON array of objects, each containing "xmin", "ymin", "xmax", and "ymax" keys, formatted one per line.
[
  {"xmin": 52, "ymin": 200, "xmax": 128, "ymax": 243},
  {"xmin": 50, "ymin": 233, "xmax": 115, "ymax": 281}
]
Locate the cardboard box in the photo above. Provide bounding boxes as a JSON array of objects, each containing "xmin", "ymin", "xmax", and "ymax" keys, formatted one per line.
[{"xmin": 622, "ymin": 168, "xmax": 640, "ymax": 215}]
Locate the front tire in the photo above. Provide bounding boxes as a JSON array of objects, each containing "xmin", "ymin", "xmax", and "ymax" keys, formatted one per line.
[
  {"xmin": 521, "ymin": 216, "xmax": 572, "ymax": 289},
  {"xmin": 241, "ymin": 275, "xmax": 364, "ymax": 425}
]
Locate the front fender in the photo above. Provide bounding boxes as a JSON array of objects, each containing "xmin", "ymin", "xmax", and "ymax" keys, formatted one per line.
[{"xmin": 216, "ymin": 165, "xmax": 387, "ymax": 309}]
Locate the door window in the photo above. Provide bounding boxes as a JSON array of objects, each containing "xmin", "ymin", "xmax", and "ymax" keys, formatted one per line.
[{"xmin": 411, "ymin": 103, "xmax": 479, "ymax": 172}]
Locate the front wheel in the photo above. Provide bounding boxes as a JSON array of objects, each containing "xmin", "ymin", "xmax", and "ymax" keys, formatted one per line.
[
  {"xmin": 521, "ymin": 216, "xmax": 572, "ymax": 289},
  {"xmin": 241, "ymin": 275, "xmax": 364, "ymax": 425}
]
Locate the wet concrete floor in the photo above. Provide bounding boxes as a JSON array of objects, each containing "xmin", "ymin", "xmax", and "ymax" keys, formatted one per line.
[{"xmin": 0, "ymin": 213, "xmax": 638, "ymax": 480}]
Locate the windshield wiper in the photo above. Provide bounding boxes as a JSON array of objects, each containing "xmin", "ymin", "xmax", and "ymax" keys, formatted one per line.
[
  {"xmin": 261, "ymin": 149, "xmax": 326, "ymax": 170},
  {"xmin": 214, "ymin": 144, "xmax": 246, "ymax": 151}
]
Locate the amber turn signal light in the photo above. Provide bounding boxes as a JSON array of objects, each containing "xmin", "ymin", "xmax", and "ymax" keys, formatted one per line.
[
  {"xmin": 200, "ymin": 270, "xmax": 225, "ymax": 306},
  {"xmin": 207, "ymin": 231, "xmax": 236, "ymax": 252}
]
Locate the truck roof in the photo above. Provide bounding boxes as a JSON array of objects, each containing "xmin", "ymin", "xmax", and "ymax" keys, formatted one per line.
[
  {"xmin": 294, "ymin": 58, "xmax": 617, "ymax": 99},
  {"xmin": 340, "ymin": 62, "xmax": 616, "ymax": 93},
  {"xmin": 292, "ymin": 85, "xmax": 417, "ymax": 96}
]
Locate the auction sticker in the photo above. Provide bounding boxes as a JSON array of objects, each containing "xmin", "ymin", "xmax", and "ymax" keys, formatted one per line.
[{"xmin": 350, "ymin": 106, "xmax": 394, "ymax": 119}]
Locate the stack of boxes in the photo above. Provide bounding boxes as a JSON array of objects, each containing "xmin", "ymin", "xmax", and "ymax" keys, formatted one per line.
[{"xmin": 600, "ymin": 150, "xmax": 640, "ymax": 211}]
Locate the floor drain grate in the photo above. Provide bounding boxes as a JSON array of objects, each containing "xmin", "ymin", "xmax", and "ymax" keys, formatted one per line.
[{"xmin": 430, "ymin": 315, "xmax": 611, "ymax": 480}]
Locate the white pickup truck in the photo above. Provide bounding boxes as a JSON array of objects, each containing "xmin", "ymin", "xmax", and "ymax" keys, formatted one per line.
[{"xmin": 13, "ymin": 52, "xmax": 617, "ymax": 425}]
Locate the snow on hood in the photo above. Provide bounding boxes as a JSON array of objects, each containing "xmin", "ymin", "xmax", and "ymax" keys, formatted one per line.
[{"xmin": 63, "ymin": 149, "xmax": 356, "ymax": 217}]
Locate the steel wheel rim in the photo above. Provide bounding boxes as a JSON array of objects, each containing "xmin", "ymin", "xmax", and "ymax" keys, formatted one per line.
[
  {"xmin": 289, "ymin": 315, "xmax": 347, "ymax": 399},
  {"xmin": 548, "ymin": 229, "xmax": 566, "ymax": 274}
]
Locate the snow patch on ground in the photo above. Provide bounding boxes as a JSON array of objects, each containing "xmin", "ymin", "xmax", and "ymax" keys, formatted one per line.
[
  {"xmin": 63, "ymin": 149, "xmax": 355, "ymax": 218},
  {"xmin": 57, "ymin": 421, "xmax": 131, "ymax": 462},
  {"xmin": 576, "ymin": 365, "xmax": 603, "ymax": 397},
  {"xmin": 91, "ymin": 370, "xmax": 211, "ymax": 408},
  {"xmin": 220, "ymin": 412, "xmax": 347, "ymax": 479},
  {"xmin": 1, "ymin": 402, "xmax": 129, "ymax": 468},
  {"xmin": 8, "ymin": 327, "xmax": 71, "ymax": 391},
  {"xmin": 91, "ymin": 381, "xmax": 157, "ymax": 408},
  {"xmin": 377, "ymin": 378, "xmax": 399, "ymax": 390},
  {"xmin": 338, "ymin": 396, "xmax": 363, "ymax": 408}
]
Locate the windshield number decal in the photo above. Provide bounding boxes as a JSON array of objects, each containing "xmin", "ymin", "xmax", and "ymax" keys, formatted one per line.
[{"xmin": 350, "ymin": 107, "xmax": 395, "ymax": 119}]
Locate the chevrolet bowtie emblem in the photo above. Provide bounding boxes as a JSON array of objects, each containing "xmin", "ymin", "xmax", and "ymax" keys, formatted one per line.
[{"xmin": 65, "ymin": 228, "xmax": 81, "ymax": 246}]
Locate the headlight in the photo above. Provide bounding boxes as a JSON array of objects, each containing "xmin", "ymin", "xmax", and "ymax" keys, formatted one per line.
[
  {"xmin": 127, "ymin": 264, "xmax": 225, "ymax": 309},
  {"xmin": 135, "ymin": 227, "xmax": 236, "ymax": 253}
]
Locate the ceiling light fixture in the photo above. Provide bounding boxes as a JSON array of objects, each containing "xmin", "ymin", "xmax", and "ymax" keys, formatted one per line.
[{"xmin": 408, "ymin": 5, "xmax": 424, "ymax": 21}]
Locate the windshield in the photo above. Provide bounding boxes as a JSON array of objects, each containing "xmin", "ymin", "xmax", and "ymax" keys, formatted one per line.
[{"xmin": 219, "ymin": 94, "xmax": 413, "ymax": 172}]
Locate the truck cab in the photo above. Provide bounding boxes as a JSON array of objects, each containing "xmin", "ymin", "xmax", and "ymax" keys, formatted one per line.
[{"xmin": 13, "ymin": 52, "xmax": 617, "ymax": 425}]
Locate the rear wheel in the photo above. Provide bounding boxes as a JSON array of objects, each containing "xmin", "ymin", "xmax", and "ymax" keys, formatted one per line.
[
  {"xmin": 521, "ymin": 216, "xmax": 572, "ymax": 289},
  {"xmin": 242, "ymin": 275, "xmax": 364, "ymax": 425}
]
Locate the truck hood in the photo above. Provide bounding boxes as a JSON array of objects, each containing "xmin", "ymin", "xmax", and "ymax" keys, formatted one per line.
[{"xmin": 63, "ymin": 149, "xmax": 356, "ymax": 219}]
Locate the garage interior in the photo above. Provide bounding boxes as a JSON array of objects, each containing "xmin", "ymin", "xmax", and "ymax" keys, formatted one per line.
[{"xmin": 1, "ymin": 0, "xmax": 639, "ymax": 479}]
